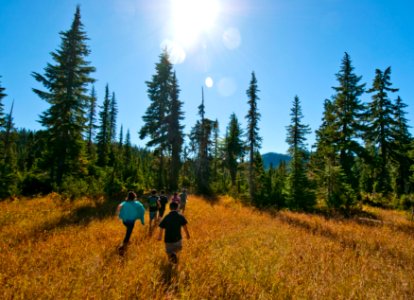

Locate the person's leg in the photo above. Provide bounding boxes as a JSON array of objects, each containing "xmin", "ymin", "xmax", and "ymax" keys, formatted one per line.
[
  {"xmin": 165, "ymin": 240, "xmax": 183, "ymax": 264},
  {"xmin": 149, "ymin": 211, "xmax": 156, "ymax": 232},
  {"xmin": 123, "ymin": 220, "xmax": 135, "ymax": 244}
]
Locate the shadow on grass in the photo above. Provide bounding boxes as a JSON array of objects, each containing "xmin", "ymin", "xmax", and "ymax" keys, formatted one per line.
[
  {"xmin": 276, "ymin": 212, "xmax": 413, "ymax": 267},
  {"xmin": 42, "ymin": 199, "xmax": 119, "ymax": 230},
  {"xmin": 159, "ymin": 259, "xmax": 179, "ymax": 296}
]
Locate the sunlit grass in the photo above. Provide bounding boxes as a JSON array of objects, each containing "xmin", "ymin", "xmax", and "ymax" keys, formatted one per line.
[{"xmin": 1, "ymin": 194, "xmax": 413, "ymax": 299}]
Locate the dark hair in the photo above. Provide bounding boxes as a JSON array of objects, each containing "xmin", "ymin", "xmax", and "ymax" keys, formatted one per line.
[
  {"xmin": 151, "ymin": 189, "xmax": 157, "ymax": 195},
  {"xmin": 169, "ymin": 202, "xmax": 179, "ymax": 210},
  {"xmin": 127, "ymin": 191, "xmax": 136, "ymax": 201},
  {"xmin": 161, "ymin": 190, "xmax": 165, "ymax": 194}
]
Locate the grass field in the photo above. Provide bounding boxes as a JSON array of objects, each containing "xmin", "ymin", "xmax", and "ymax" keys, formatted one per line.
[{"xmin": 1, "ymin": 194, "xmax": 414, "ymax": 299}]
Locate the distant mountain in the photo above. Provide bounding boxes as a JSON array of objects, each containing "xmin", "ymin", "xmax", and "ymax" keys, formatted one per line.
[{"xmin": 262, "ymin": 152, "xmax": 291, "ymax": 169}]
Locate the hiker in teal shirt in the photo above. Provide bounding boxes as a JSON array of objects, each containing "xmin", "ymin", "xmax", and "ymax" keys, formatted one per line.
[{"xmin": 116, "ymin": 191, "xmax": 145, "ymax": 254}]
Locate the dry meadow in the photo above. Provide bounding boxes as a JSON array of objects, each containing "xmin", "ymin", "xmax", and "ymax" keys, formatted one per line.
[{"xmin": 1, "ymin": 194, "xmax": 414, "ymax": 299}]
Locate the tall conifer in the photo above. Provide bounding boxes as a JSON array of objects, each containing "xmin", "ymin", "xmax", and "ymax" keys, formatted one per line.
[
  {"xmin": 32, "ymin": 6, "xmax": 95, "ymax": 184},
  {"xmin": 245, "ymin": 72, "xmax": 262, "ymax": 202},
  {"xmin": 285, "ymin": 96, "xmax": 314, "ymax": 209},
  {"xmin": 365, "ymin": 67, "xmax": 398, "ymax": 194}
]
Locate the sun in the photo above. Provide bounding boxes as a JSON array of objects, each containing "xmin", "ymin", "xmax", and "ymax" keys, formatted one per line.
[{"xmin": 170, "ymin": 0, "xmax": 220, "ymax": 47}]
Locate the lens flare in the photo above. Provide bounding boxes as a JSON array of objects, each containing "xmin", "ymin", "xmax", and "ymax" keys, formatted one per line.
[{"xmin": 205, "ymin": 77, "xmax": 214, "ymax": 88}]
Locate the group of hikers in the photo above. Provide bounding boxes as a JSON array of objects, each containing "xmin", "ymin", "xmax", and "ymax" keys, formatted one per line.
[{"xmin": 116, "ymin": 189, "xmax": 190, "ymax": 263}]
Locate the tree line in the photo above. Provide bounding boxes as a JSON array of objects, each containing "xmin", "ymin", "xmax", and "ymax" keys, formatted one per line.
[{"xmin": 1, "ymin": 6, "xmax": 413, "ymax": 212}]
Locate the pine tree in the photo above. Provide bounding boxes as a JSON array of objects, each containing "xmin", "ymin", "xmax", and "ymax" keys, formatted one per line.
[
  {"xmin": 96, "ymin": 84, "xmax": 111, "ymax": 166},
  {"xmin": 285, "ymin": 96, "xmax": 314, "ymax": 210},
  {"xmin": 331, "ymin": 53, "xmax": 366, "ymax": 188},
  {"xmin": 167, "ymin": 72, "xmax": 184, "ymax": 191},
  {"xmin": 225, "ymin": 113, "xmax": 245, "ymax": 187},
  {"xmin": 32, "ymin": 6, "xmax": 95, "ymax": 185},
  {"xmin": 365, "ymin": 67, "xmax": 399, "ymax": 194},
  {"xmin": 245, "ymin": 72, "xmax": 262, "ymax": 202}
]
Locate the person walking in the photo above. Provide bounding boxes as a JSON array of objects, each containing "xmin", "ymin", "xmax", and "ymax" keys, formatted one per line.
[
  {"xmin": 158, "ymin": 202, "xmax": 190, "ymax": 264},
  {"xmin": 158, "ymin": 190, "xmax": 169, "ymax": 219},
  {"xmin": 148, "ymin": 189, "xmax": 161, "ymax": 233},
  {"xmin": 179, "ymin": 188, "xmax": 188, "ymax": 213},
  {"xmin": 171, "ymin": 192, "xmax": 181, "ymax": 206},
  {"xmin": 116, "ymin": 191, "xmax": 145, "ymax": 255}
]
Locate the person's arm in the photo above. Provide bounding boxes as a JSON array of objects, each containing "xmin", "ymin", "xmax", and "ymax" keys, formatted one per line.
[
  {"xmin": 158, "ymin": 228, "xmax": 164, "ymax": 241},
  {"xmin": 116, "ymin": 204, "xmax": 122, "ymax": 218},
  {"xmin": 183, "ymin": 224, "xmax": 190, "ymax": 239},
  {"xmin": 139, "ymin": 205, "xmax": 145, "ymax": 225}
]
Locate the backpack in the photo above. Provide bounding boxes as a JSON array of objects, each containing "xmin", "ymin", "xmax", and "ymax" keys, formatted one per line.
[{"xmin": 148, "ymin": 195, "xmax": 159, "ymax": 209}]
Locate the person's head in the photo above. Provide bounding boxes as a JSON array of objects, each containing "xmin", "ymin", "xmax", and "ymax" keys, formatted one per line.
[
  {"xmin": 161, "ymin": 190, "xmax": 165, "ymax": 195},
  {"xmin": 151, "ymin": 189, "xmax": 157, "ymax": 195},
  {"xmin": 169, "ymin": 201, "xmax": 179, "ymax": 211},
  {"xmin": 173, "ymin": 192, "xmax": 178, "ymax": 197},
  {"xmin": 182, "ymin": 188, "xmax": 186, "ymax": 193},
  {"xmin": 127, "ymin": 191, "xmax": 136, "ymax": 201}
]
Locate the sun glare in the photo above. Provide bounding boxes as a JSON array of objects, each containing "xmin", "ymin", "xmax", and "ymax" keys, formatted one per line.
[{"xmin": 171, "ymin": 0, "xmax": 220, "ymax": 47}]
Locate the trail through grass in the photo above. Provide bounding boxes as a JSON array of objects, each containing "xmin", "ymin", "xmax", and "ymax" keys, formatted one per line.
[{"xmin": 1, "ymin": 195, "xmax": 414, "ymax": 299}]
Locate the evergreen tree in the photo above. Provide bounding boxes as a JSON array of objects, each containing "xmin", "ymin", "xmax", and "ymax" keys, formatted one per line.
[
  {"xmin": 285, "ymin": 96, "xmax": 314, "ymax": 210},
  {"xmin": 32, "ymin": 6, "xmax": 95, "ymax": 185},
  {"xmin": 0, "ymin": 76, "xmax": 6, "ymax": 129},
  {"xmin": 96, "ymin": 84, "xmax": 111, "ymax": 166},
  {"xmin": 212, "ymin": 119, "xmax": 220, "ymax": 183},
  {"xmin": 331, "ymin": 53, "xmax": 366, "ymax": 188},
  {"xmin": 245, "ymin": 72, "xmax": 262, "ymax": 202},
  {"xmin": 0, "ymin": 102, "xmax": 19, "ymax": 198},
  {"xmin": 225, "ymin": 113, "xmax": 245, "ymax": 187},
  {"xmin": 140, "ymin": 50, "xmax": 173, "ymax": 189},
  {"xmin": 190, "ymin": 88, "xmax": 214, "ymax": 194},
  {"xmin": 365, "ymin": 67, "xmax": 399, "ymax": 194},
  {"xmin": 109, "ymin": 91, "xmax": 118, "ymax": 142},
  {"xmin": 86, "ymin": 86, "xmax": 97, "ymax": 156},
  {"xmin": 167, "ymin": 72, "xmax": 184, "ymax": 190},
  {"xmin": 392, "ymin": 96, "xmax": 412, "ymax": 195}
]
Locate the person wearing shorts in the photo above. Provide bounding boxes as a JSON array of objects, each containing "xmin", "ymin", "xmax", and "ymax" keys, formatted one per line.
[{"xmin": 158, "ymin": 202, "xmax": 190, "ymax": 263}]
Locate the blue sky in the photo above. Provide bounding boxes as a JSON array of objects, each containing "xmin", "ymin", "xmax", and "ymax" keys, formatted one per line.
[{"xmin": 1, "ymin": 0, "xmax": 413, "ymax": 154}]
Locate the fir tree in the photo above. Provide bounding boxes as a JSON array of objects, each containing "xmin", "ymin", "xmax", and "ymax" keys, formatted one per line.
[
  {"xmin": 32, "ymin": 6, "xmax": 95, "ymax": 184},
  {"xmin": 0, "ymin": 76, "xmax": 6, "ymax": 129},
  {"xmin": 86, "ymin": 86, "xmax": 97, "ymax": 156},
  {"xmin": 285, "ymin": 96, "xmax": 314, "ymax": 210},
  {"xmin": 365, "ymin": 67, "xmax": 399, "ymax": 194},
  {"xmin": 109, "ymin": 91, "xmax": 118, "ymax": 142},
  {"xmin": 190, "ymin": 88, "xmax": 214, "ymax": 194},
  {"xmin": 167, "ymin": 72, "xmax": 184, "ymax": 191},
  {"xmin": 140, "ymin": 50, "xmax": 173, "ymax": 188},
  {"xmin": 392, "ymin": 96, "xmax": 412, "ymax": 195},
  {"xmin": 96, "ymin": 84, "xmax": 111, "ymax": 166},
  {"xmin": 225, "ymin": 113, "xmax": 245, "ymax": 187},
  {"xmin": 0, "ymin": 102, "xmax": 19, "ymax": 198},
  {"xmin": 245, "ymin": 72, "xmax": 262, "ymax": 202},
  {"xmin": 331, "ymin": 53, "xmax": 366, "ymax": 188}
]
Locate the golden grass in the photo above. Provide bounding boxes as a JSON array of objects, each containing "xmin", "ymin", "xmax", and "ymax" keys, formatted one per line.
[{"xmin": 1, "ymin": 194, "xmax": 413, "ymax": 299}]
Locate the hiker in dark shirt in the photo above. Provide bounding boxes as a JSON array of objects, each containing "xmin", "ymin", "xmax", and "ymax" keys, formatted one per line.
[
  {"xmin": 158, "ymin": 202, "xmax": 190, "ymax": 263},
  {"xmin": 158, "ymin": 190, "xmax": 169, "ymax": 219},
  {"xmin": 148, "ymin": 189, "xmax": 160, "ymax": 233}
]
